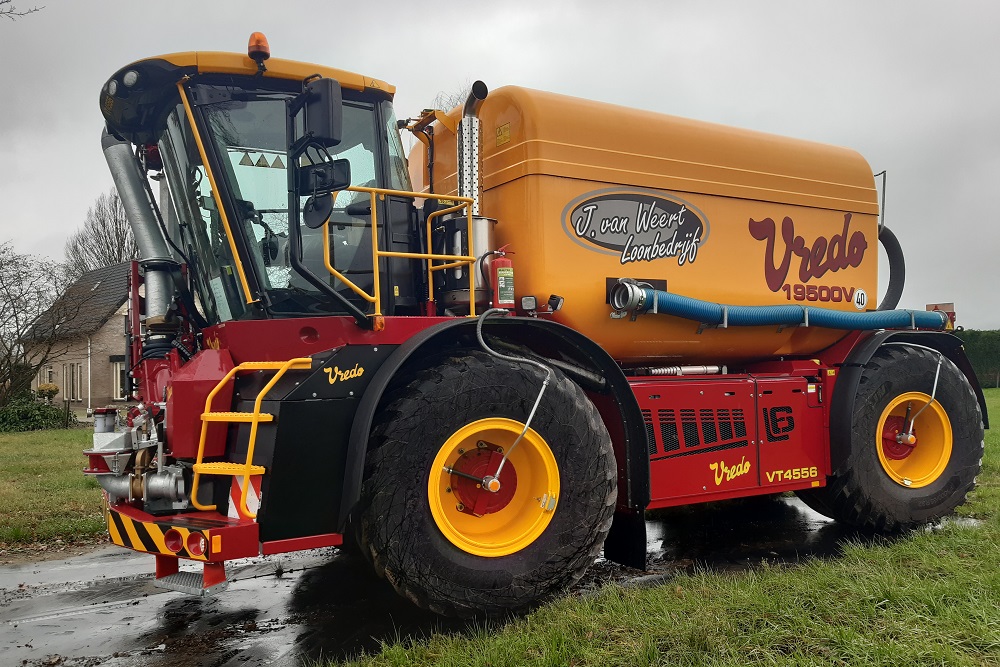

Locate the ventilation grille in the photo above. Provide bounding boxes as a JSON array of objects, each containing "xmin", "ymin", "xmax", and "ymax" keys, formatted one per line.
[
  {"xmin": 658, "ymin": 409, "xmax": 679, "ymax": 452},
  {"xmin": 650, "ymin": 406, "xmax": 749, "ymax": 459},
  {"xmin": 642, "ymin": 409, "xmax": 656, "ymax": 455}
]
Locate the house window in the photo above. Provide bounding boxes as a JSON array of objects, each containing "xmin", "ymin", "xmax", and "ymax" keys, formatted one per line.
[
  {"xmin": 64, "ymin": 363, "xmax": 83, "ymax": 402},
  {"xmin": 111, "ymin": 361, "xmax": 129, "ymax": 400},
  {"xmin": 37, "ymin": 365, "xmax": 53, "ymax": 389}
]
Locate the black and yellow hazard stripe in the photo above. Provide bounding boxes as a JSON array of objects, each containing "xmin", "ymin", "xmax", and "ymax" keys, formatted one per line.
[{"xmin": 107, "ymin": 510, "xmax": 208, "ymax": 561}]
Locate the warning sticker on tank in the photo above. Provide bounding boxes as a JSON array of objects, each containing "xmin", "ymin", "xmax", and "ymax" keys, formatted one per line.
[{"xmin": 562, "ymin": 189, "xmax": 708, "ymax": 266}]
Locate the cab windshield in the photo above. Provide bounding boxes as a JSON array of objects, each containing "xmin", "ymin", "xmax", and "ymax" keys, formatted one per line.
[{"xmin": 157, "ymin": 80, "xmax": 404, "ymax": 321}]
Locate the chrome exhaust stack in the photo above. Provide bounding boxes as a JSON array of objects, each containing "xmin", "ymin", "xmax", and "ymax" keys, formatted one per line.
[
  {"xmin": 458, "ymin": 81, "xmax": 488, "ymax": 215},
  {"xmin": 101, "ymin": 129, "xmax": 178, "ymax": 354}
]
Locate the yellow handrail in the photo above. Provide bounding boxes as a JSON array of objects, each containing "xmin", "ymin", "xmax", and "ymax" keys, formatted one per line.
[
  {"xmin": 319, "ymin": 187, "xmax": 479, "ymax": 318},
  {"xmin": 190, "ymin": 358, "xmax": 312, "ymax": 518}
]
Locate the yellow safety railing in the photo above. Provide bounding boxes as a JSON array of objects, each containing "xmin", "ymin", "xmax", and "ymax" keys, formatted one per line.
[
  {"xmin": 190, "ymin": 358, "xmax": 313, "ymax": 519},
  {"xmin": 320, "ymin": 187, "xmax": 479, "ymax": 319}
]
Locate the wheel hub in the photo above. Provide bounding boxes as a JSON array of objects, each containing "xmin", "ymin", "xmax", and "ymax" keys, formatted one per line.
[
  {"xmin": 876, "ymin": 392, "xmax": 952, "ymax": 489},
  {"xmin": 450, "ymin": 444, "xmax": 517, "ymax": 516},
  {"xmin": 427, "ymin": 418, "xmax": 560, "ymax": 557},
  {"xmin": 881, "ymin": 415, "xmax": 916, "ymax": 460}
]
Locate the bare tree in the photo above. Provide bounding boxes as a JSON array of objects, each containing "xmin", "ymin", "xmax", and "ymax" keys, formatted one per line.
[
  {"xmin": 0, "ymin": 0, "xmax": 43, "ymax": 20},
  {"xmin": 0, "ymin": 243, "xmax": 75, "ymax": 408},
  {"xmin": 64, "ymin": 188, "xmax": 138, "ymax": 279},
  {"xmin": 431, "ymin": 81, "xmax": 473, "ymax": 112}
]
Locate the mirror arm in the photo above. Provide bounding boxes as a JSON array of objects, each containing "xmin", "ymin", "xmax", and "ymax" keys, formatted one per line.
[
  {"xmin": 287, "ymin": 74, "xmax": 321, "ymax": 116},
  {"xmin": 285, "ymin": 102, "xmax": 371, "ymax": 329}
]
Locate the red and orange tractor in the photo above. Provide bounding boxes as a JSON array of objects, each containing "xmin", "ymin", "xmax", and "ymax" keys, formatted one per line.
[{"xmin": 85, "ymin": 34, "xmax": 985, "ymax": 616}]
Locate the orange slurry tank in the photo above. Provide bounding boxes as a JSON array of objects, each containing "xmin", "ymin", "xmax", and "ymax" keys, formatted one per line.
[{"xmin": 410, "ymin": 87, "xmax": 879, "ymax": 365}]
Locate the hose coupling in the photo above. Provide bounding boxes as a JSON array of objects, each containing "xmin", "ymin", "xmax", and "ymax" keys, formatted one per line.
[{"xmin": 610, "ymin": 279, "xmax": 647, "ymax": 319}]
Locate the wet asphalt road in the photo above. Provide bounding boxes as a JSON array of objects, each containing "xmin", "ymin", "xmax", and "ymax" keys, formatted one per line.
[{"xmin": 0, "ymin": 497, "xmax": 881, "ymax": 666}]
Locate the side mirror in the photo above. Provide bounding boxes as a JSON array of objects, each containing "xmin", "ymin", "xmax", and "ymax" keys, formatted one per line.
[
  {"xmin": 304, "ymin": 78, "xmax": 343, "ymax": 148},
  {"xmin": 301, "ymin": 158, "xmax": 351, "ymax": 229},
  {"xmin": 298, "ymin": 157, "xmax": 351, "ymax": 194}
]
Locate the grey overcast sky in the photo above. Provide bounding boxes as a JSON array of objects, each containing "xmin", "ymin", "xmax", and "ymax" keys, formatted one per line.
[{"xmin": 2, "ymin": 0, "xmax": 998, "ymax": 327}]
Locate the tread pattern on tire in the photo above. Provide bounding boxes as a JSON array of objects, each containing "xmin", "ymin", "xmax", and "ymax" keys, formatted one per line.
[
  {"xmin": 797, "ymin": 346, "xmax": 983, "ymax": 531},
  {"xmin": 356, "ymin": 350, "xmax": 617, "ymax": 616}
]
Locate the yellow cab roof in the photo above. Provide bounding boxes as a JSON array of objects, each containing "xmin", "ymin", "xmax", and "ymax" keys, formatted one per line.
[{"xmin": 141, "ymin": 51, "xmax": 394, "ymax": 95}]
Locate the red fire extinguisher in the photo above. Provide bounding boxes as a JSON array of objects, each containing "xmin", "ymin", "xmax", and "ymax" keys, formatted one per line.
[{"xmin": 490, "ymin": 245, "xmax": 515, "ymax": 309}]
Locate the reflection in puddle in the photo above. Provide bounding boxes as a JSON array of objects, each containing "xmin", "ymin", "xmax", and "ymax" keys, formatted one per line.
[
  {"xmin": 644, "ymin": 495, "xmax": 870, "ymax": 571},
  {"xmin": 283, "ymin": 553, "xmax": 477, "ymax": 663},
  {"xmin": 6, "ymin": 496, "xmax": 979, "ymax": 666}
]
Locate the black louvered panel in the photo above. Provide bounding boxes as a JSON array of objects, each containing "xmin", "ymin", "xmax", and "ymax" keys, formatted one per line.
[
  {"xmin": 658, "ymin": 409, "xmax": 679, "ymax": 452},
  {"xmin": 642, "ymin": 409, "xmax": 656, "ymax": 455},
  {"xmin": 680, "ymin": 408, "xmax": 699, "ymax": 448},
  {"xmin": 717, "ymin": 408, "xmax": 733, "ymax": 440},
  {"xmin": 734, "ymin": 409, "xmax": 747, "ymax": 438},
  {"xmin": 699, "ymin": 408, "xmax": 718, "ymax": 444}
]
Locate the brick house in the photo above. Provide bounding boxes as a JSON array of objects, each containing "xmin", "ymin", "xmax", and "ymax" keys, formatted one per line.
[{"xmin": 32, "ymin": 263, "xmax": 132, "ymax": 417}]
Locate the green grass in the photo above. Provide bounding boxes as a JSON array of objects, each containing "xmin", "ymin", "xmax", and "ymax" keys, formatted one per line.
[
  {"xmin": 0, "ymin": 428, "xmax": 104, "ymax": 544},
  {"xmin": 340, "ymin": 389, "xmax": 1000, "ymax": 667},
  {"xmin": 3, "ymin": 394, "xmax": 997, "ymax": 664}
]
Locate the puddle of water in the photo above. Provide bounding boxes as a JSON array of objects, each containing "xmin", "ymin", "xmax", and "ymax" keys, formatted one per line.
[
  {"xmin": 281, "ymin": 553, "xmax": 475, "ymax": 663},
  {"xmin": 1, "ymin": 496, "xmax": 982, "ymax": 666},
  {"xmin": 643, "ymin": 495, "xmax": 983, "ymax": 575},
  {"xmin": 925, "ymin": 515, "xmax": 983, "ymax": 531},
  {"xmin": 643, "ymin": 494, "xmax": 865, "ymax": 570}
]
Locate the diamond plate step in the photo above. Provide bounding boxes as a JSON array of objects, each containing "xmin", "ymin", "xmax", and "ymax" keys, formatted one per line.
[
  {"xmin": 193, "ymin": 461, "xmax": 265, "ymax": 476},
  {"xmin": 154, "ymin": 570, "xmax": 229, "ymax": 596},
  {"xmin": 236, "ymin": 359, "xmax": 313, "ymax": 370},
  {"xmin": 201, "ymin": 411, "xmax": 274, "ymax": 423}
]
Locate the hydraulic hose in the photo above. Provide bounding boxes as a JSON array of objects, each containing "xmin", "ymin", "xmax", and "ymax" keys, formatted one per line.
[
  {"xmin": 611, "ymin": 283, "xmax": 948, "ymax": 331},
  {"xmin": 877, "ymin": 225, "xmax": 905, "ymax": 311},
  {"xmin": 475, "ymin": 308, "xmax": 553, "ymax": 486}
]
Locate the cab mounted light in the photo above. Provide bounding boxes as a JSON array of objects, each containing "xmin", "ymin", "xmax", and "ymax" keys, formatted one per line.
[
  {"xmin": 248, "ymin": 32, "xmax": 270, "ymax": 74},
  {"xmin": 142, "ymin": 144, "xmax": 163, "ymax": 172}
]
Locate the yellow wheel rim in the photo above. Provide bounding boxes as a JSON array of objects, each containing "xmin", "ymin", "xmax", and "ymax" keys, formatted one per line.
[
  {"xmin": 428, "ymin": 418, "xmax": 560, "ymax": 557},
  {"xmin": 876, "ymin": 391, "xmax": 952, "ymax": 489}
]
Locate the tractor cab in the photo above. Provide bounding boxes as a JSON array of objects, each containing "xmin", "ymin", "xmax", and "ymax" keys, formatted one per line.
[{"xmin": 100, "ymin": 40, "xmax": 427, "ymax": 326}]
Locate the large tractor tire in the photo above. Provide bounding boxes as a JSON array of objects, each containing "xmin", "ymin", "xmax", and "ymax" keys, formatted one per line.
[
  {"xmin": 357, "ymin": 350, "xmax": 617, "ymax": 617},
  {"xmin": 797, "ymin": 345, "xmax": 983, "ymax": 531}
]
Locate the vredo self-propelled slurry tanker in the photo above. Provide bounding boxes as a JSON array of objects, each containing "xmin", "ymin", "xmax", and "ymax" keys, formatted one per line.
[{"xmin": 84, "ymin": 34, "xmax": 986, "ymax": 616}]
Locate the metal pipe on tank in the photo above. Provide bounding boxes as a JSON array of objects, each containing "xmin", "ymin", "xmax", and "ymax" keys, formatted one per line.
[
  {"xmin": 462, "ymin": 81, "xmax": 489, "ymax": 119},
  {"xmin": 101, "ymin": 129, "xmax": 175, "ymax": 324},
  {"xmin": 648, "ymin": 365, "xmax": 722, "ymax": 376},
  {"xmin": 458, "ymin": 81, "xmax": 488, "ymax": 215},
  {"xmin": 96, "ymin": 473, "xmax": 132, "ymax": 501}
]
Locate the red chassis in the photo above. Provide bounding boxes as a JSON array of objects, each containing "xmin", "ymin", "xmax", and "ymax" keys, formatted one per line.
[{"xmin": 100, "ymin": 265, "xmax": 867, "ymax": 589}]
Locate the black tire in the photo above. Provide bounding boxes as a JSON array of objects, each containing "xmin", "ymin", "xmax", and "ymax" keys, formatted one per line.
[
  {"xmin": 797, "ymin": 345, "xmax": 983, "ymax": 531},
  {"xmin": 793, "ymin": 482, "xmax": 840, "ymax": 519},
  {"xmin": 357, "ymin": 350, "xmax": 617, "ymax": 617}
]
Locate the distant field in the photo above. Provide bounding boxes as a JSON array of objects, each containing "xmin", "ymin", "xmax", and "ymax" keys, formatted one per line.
[{"xmin": 342, "ymin": 389, "xmax": 1000, "ymax": 667}]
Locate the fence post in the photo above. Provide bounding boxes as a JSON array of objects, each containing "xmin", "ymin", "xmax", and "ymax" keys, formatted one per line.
[{"xmin": 64, "ymin": 399, "xmax": 71, "ymax": 429}]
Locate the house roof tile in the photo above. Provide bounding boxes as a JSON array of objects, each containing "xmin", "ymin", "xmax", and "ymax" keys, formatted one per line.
[{"xmin": 31, "ymin": 263, "xmax": 130, "ymax": 340}]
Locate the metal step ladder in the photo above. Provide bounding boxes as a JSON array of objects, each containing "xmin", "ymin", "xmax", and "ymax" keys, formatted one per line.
[{"xmin": 190, "ymin": 358, "xmax": 312, "ymax": 518}]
